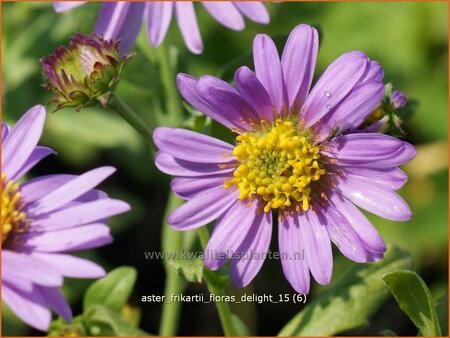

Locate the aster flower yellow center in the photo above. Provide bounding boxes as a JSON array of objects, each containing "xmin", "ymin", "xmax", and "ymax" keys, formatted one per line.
[
  {"xmin": 1, "ymin": 174, "xmax": 29, "ymax": 244},
  {"xmin": 225, "ymin": 119, "xmax": 326, "ymax": 213}
]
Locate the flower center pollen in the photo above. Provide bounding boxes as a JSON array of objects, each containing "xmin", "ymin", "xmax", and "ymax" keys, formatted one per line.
[
  {"xmin": 225, "ymin": 119, "xmax": 325, "ymax": 213},
  {"xmin": 1, "ymin": 174, "xmax": 29, "ymax": 244}
]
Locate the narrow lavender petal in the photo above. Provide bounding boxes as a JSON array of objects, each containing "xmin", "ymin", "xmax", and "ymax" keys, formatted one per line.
[
  {"xmin": 234, "ymin": 2, "xmax": 269, "ymax": 24},
  {"xmin": 278, "ymin": 212, "xmax": 310, "ymax": 294},
  {"xmin": 316, "ymin": 81, "xmax": 385, "ymax": 138},
  {"xmin": 298, "ymin": 210, "xmax": 333, "ymax": 285},
  {"xmin": 177, "ymin": 74, "xmax": 241, "ymax": 130},
  {"xmin": 202, "ymin": 2, "xmax": 245, "ymax": 31},
  {"xmin": 18, "ymin": 224, "xmax": 112, "ymax": 252},
  {"xmin": 230, "ymin": 210, "xmax": 272, "ymax": 287},
  {"xmin": 38, "ymin": 287, "xmax": 72, "ymax": 322},
  {"xmin": 95, "ymin": 2, "xmax": 145, "ymax": 53},
  {"xmin": 2, "ymin": 123, "xmax": 10, "ymax": 143},
  {"xmin": 196, "ymin": 75, "xmax": 260, "ymax": 129},
  {"xmin": 2, "ymin": 251, "xmax": 63, "ymax": 287},
  {"xmin": 171, "ymin": 175, "xmax": 227, "ymax": 200},
  {"xmin": 322, "ymin": 133, "xmax": 416, "ymax": 168},
  {"xmin": 168, "ymin": 186, "xmax": 238, "ymax": 230},
  {"xmin": 335, "ymin": 173, "xmax": 412, "ymax": 221},
  {"xmin": 3, "ymin": 272, "xmax": 33, "ymax": 293},
  {"xmin": 146, "ymin": 2, "xmax": 173, "ymax": 47},
  {"xmin": 2, "ymin": 282, "xmax": 51, "ymax": 331},
  {"xmin": 153, "ymin": 127, "xmax": 234, "ymax": 163},
  {"xmin": 253, "ymin": 34, "xmax": 287, "ymax": 114},
  {"xmin": 53, "ymin": 1, "xmax": 85, "ymax": 12},
  {"xmin": 204, "ymin": 200, "xmax": 258, "ymax": 270},
  {"xmin": 155, "ymin": 152, "xmax": 235, "ymax": 177},
  {"xmin": 11, "ymin": 147, "xmax": 56, "ymax": 182},
  {"xmin": 323, "ymin": 205, "xmax": 371, "ymax": 263},
  {"xmin": 335, "ymin": 166, "xmax": 408, "ymax": 190},
  {"xmin": 234, "ymin": 66, "xmax": 274, "ymax": 123},
  {"xmin": 175, "ymin": 2, "xmax": 203, "ymax": 54},
  {"xmin": 3, "ymin": 105, "xmax": 46, "ymax": 180},
  {"xmin": 31, "ymin": 199, "xmax": 130, "ymax": 231},
  {"xmin": 328, "ymin": 191, "xmax": 387, "ymax": 255},
  {"xmin": 28, "ymin": 166, "xmax": 115, "ymax": 215},
  {"xmin": 281, "ymin": 24, "xmax": 319, "ymax": 110},
  {"xmin": 30, "ymin": 252, "xmax": 106, "ymax": 279},
  {"xmin": 362, "ymin": 60, "xmax": 384, "ymax": 82},
  {"xmin": 301, "ymin": 51, "xmax": 369, "ymax": 128},
  {"xmin": 21, "ymin": 174, "xmax": 106, "ymax": 204}
]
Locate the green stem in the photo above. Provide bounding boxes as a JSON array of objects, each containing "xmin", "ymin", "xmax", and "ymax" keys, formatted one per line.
[
  {"xmin": 159, "ymin": 193, "xmax": 186, "ymax": 336},
  {"xmin": 107, "ymin": 93, "xmax": 155, "ymax": 147},
  {"xmin": 156, "ymin": 45, "xmax": 183, "ymax": 125},
  {"xmin": 197, "ymin": 227, "xmax": 236, "ymax": 336}
]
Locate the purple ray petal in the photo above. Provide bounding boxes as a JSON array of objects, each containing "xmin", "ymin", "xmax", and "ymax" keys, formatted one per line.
[
  {"xmin": 171, "ymin": 175, "xmax": 227, "ymax": 200},
  {"xmin": 146, "ymin": 2, "xmax": 173, "ymax": 47},
  {"xmin": 230, "ymin": 210, "xmax": 272, "ymax": 287},
  {"xmin": 281, "ymin": 24, "xmax": 319, "ymax": 110},
  {"xmin": 53, "ymin": 1, "xmax": 85, "ymax": 13},
  {"xmin": 322, "ymin": 133, "xmax": 416, "ymax": 168},
  {"xmin": 278, "ymin": 212, "xmax": 310, "ymax": 294},
  {"xmin": 155, "ymin": 152, "xmax": 235, "ymax": 177},
  {"xmin": 253, "ymin": 33, "xmax": 287, "ymax": 114},
  {"xmin": 11, "ymin": 146, "xmax": 56, "ymax": 182},
  {"xmin": 234, "ymin": 66, "xmax": 274, "ymax": 123},
  {"xmin": 177, "ymin": 74, "xmax": 242, "ymax": 130},
  {"xmin": 3, "ymin": 105, "xmax": 46, "ymax": 181},
  {"xmin": 316, "ymin": 81, "xmax": 385, "ymax": 137},
  {"xmin": 175, "ymin": 2, "xmax": 203, "ymax": 54},
  {"xmin": 196, "ymin": 75, "xmax": 260, "ymax": 129},
  {"xmin": 38, "ymin": 286, "xmax": 72, "ymax": 322},
  {"xmin": 28, "ymin": 167, "xmax": 115, "ymax": 215},
  {"xmin": 168, "ymin": 186, "xmax": 238, "ymax": 230},
  {"xmin": 153, "ymin": 127, "xmax": 234, "ymax": 163},
  {"xmin": 95, "ymin": 2, "xmax": 145, "ymax": 54},
  {"xmin": 362, "ymin": 60, "xmax": 384, "ymax": 82},
  {"xmin": 3, "ymin": 272, "xmax": 33, "ymax": 293},
  {"xmin": 2, "ymin": 251, "xmax": 63, "ymax": 287},
  {"xmin": 334, "ymin": 173, "xmax": 412, "ymax": 221},
  {"xmin": 2, "ymin": 123, "xmax": 10, "ymax": 143},
  {"xmin": 204, "ymin": 200, "xmax": 258, "ymax": 270},
  {"xmin": 31, "ymin": 199, "xmax": 130, "ymax": 231},
  {"xmin": 337, "ymin": 166, "xmax": 408, "ymax": 190},
  {"xmin": 30, "ymin": 252, "xmax": 106, "ymax": 278},
  {"xmin": 18, "ymin": 224, "xmax": 112, "ymax": 252},
  {"xmin": 298, "ymin": 210, "xmax": 332, "ymax": 285},
  {"xmin": 202, "ymin": 2, "xmax": 245, "ymax": 31},
  {"xmin": 323, "ymin": 205, "xmax": 372, "ymax": 263},
  {"xmin": 2, "ymin": 282, "xmax": 51, "ymax": 331},
  {"xmin": 301, "ymin": 51, "xmax": 369, "ymax": 128},
  {"xmin": 234, "ymin": 2, "xmax": 269, "ymax": 24},
  {"xmin": 328, "ymin": 191, "xmax": 387, "ymax": 255}
]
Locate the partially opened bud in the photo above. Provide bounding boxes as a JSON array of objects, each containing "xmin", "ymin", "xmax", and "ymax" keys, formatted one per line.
[
  {"xmin": 40, "ymin": 33, "xmax": 131, "ymax": 111},
  {"xmin": 390, "ymin": 90, "xmax": 407, "ymax": 109}
]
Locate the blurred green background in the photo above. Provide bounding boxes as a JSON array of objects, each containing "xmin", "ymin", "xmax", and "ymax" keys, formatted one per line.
[{"xmin": 2, "ymin": 1, "xmax": 448, "ymax": 336}]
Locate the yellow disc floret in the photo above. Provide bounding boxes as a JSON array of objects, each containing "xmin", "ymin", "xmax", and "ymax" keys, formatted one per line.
[
  {"xmin": 225, "ymin": 119, "xmax": 326, "ymax": 213},
  {"xmin": 1, "ymin": 173, "xmax": 29, "ymax": 244}
]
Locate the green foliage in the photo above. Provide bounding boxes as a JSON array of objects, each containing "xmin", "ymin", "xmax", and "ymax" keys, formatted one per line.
[
  {"xmin": 167, "ymin": 257, "xmax": 204, "ymax": 283},
  {"xmin": 383, "ymin": 270, "xmax": 442, "ymax": 336},
  {"xmin": 278, "ymin": 246, "xmax": 413, "ymax": 336},
  {"xmin": 84, "ymin": 266, "xmax": 137, "ymax": 312},
  {"xmin": 435, "ymin": 293, "xmax": 448, "ymax": 336}
]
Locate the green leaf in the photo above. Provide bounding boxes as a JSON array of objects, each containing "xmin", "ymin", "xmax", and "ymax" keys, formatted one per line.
[
  {"xmin": 231, "ymin": 314, "xmax": 252, "ymax": 336},
  {"xmin": 383, "ymin": 270, "xmax": 442, "ymax": 336},
  {"xmin": 435, "ymin": 293, "xmax": 448, "ymax": 336},
  {"xmin": 278, "ymin": 246, "xmax": 413, "ymax": 336},
  {"xmin": 83, "ymin": 267, "xmax": 137, "ymax": 313},
  {"xmin": 203, "ymin": 267, "xmax": 231, "ymax": 290},
  {"xmin": 167, "ymin": 257, "xmax": 204, "ymax": 283},
  {"xmin": 84, "ymin": 305, "xmax": 151, "ymax": 336}
]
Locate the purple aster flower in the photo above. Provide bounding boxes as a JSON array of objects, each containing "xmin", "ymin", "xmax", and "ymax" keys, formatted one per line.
[
  {"xmin": 1, "ymin": 105, "xmax": 130, "ymax": 330},
  {"xmin": 53, "ymin": 1, "xmax": 270, "ymax": 54},
  {"xmin": 152, "ymin": 24, "xmax": 416, "ymax": 293},
  {"xmin": 390, "ymin": 89, "xmax": 407, "ymax": 109}
]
